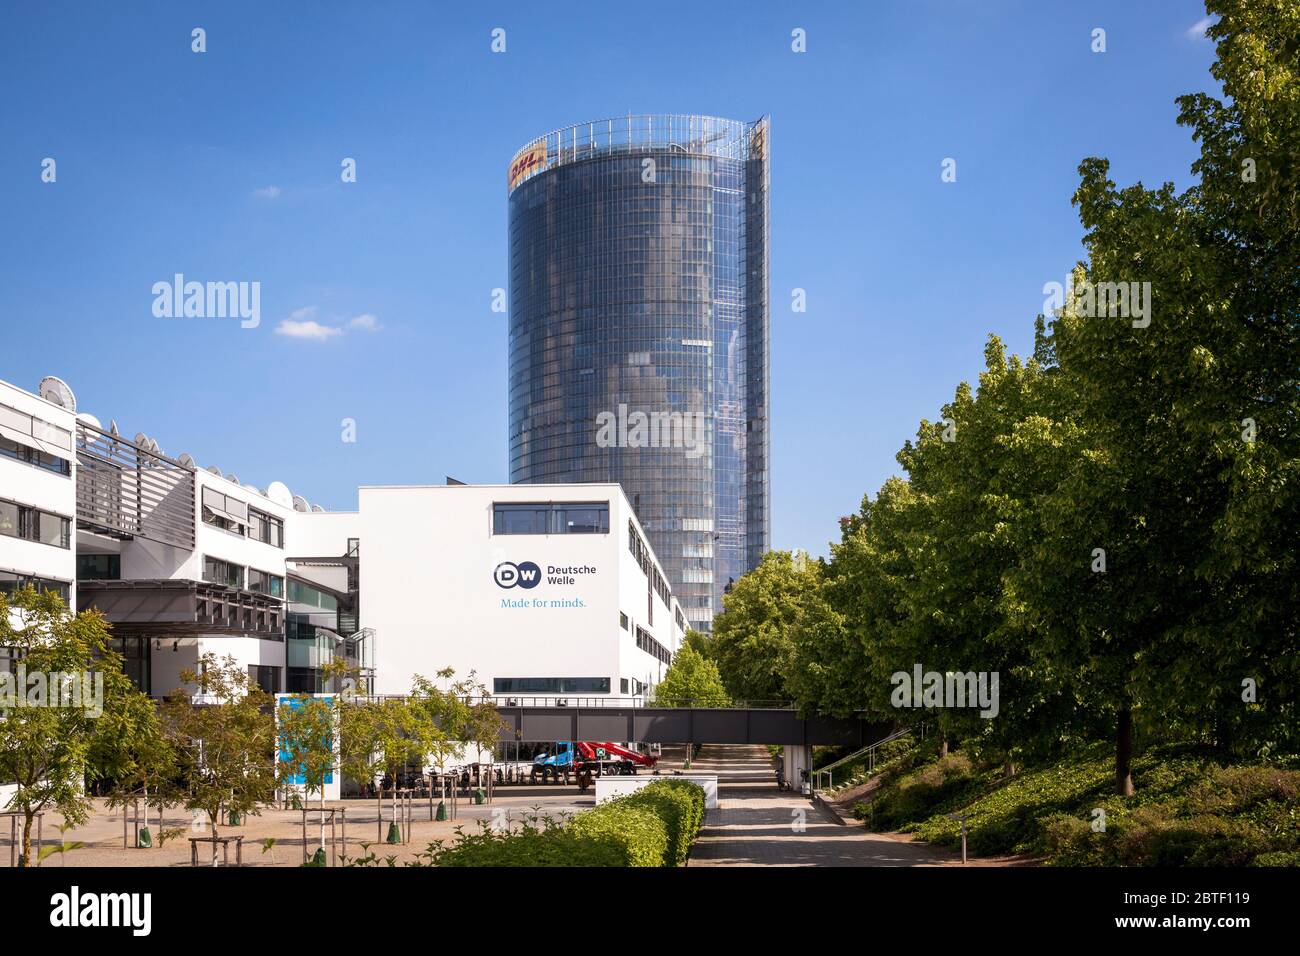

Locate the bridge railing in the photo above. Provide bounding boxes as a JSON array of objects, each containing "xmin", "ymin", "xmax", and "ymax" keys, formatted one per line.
[
  {"xmin": 811, "ymin": 726, "xmax": 919, "ymax": 794},
  {"xmin": 348, "ymin": 694, "xmax": 798, "ymax": 710}
]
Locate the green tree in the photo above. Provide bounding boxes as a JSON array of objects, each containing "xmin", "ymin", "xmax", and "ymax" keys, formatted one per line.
[
  {"xmin": 97, "ymin": 684, "xmax": 175, "ymax": 846},
  {"xmin": 0, "ymin": 588, "xmax": 140, "ymax": 865},
  {"xmin": 407, "ymin": 668, "xmax": 504, "ymax": 773},
  {"xmin": 652, "ymin": 646, "xmax": 730, "ymax": 707},
  {"xmin": 1008, "ymin": 0, "xmax": 1300, "ymax": 791},
  {"xmin": 710, "ymin": 550, "xmax": 823, "ymax": 703},
  {"xmin": 161, "ymin": 653, "xmax": 277, "ymax": 863}
]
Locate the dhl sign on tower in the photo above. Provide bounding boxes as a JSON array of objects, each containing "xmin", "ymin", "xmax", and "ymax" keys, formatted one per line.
[{"xmin": 508, "ymin": 142, "xmax": 548, "ymax": 192}]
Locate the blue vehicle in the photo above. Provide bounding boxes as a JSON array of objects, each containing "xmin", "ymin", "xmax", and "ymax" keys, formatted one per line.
[{"xmin": 530, "ymin": 742, "xmax": 577, "ymax": 782}]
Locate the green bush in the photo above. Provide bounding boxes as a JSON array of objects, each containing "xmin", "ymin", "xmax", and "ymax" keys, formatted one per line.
[
  {"xmin": 434, "ymin": 824, "xmax": 627, "ymax": 867},
  {"xmin": 623, "ymin": 780, "xmax": 706, "ymax": 865},
  {"xmin": 432, "ymin": 780, "xmax": 707, "ymax": 867},
  {"xmin": 567, "ymin": 800, "xmax": 667, "ymax": 866}
]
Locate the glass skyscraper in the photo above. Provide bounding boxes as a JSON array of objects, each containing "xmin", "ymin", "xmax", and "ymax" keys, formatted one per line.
[{"xmin": 507, "ymin": 114, "xmax": 770, "ymax": 631}]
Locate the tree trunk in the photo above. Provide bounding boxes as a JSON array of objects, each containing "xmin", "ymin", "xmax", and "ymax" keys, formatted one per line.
[
  {"xmin": 1115, "ymin": 708, "xmax": 1135, "ymax": 796},
  {"xmin": 21, "ymin": 812, "xmax": 34, "ymax": 867},
  {"xmin": 937, "ymin": 734, "xmax": 949, "ymax": 759},
  {"xmin": 211, "ymin": 807, "xmax": 222, "ymax": 866},
  {"xmin": 1002, "ymin": 760, "xmax": 1016, "ymax": 778}
]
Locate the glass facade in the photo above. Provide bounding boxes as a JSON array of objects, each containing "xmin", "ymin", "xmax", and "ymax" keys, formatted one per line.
[{"xmin": 507, "ymin": 114, "xmax": 770, "ymax": 630}]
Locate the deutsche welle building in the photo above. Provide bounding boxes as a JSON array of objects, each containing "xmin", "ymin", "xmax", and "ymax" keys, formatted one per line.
[{"xmin": 507, "ymin": 114, "xmax": 771, "ymax": 631}]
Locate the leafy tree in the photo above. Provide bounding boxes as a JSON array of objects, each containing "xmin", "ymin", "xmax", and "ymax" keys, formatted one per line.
[
  {"xmin": 710, "ymin": 551, "xmax": 823, "ymax": 703},
  {"xmin": 652, "ymin": 646, "xmax": 730, "ymax": 706},
  {"xmin": 1009, "ymin": 0, "xmax": 1300, "ymax": 792},
  {"xmin": 0, "ymin": 588, "xmax": 140, "ymax": 866},
  {"xmin": 161, "ymin": 653, "xmax": 277, "ymax": 863},
  {"xmin": 276, "ymin": 690, "xmax": 339, "ymax": 859},
  {"xmin": 338, "ymin": 695, "xmax": 424, "ymax": 835},
  {"xmin": 97, "ymin": 683, "xmax": 175, "ymax": 845},
  {"xmin": 407, "ymin": 668, "xmax": 504, "ymax": 772}
]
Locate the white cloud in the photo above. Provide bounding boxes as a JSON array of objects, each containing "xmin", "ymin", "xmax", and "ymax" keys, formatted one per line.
[
  {"xmin": 275, "ymin": 319, "xmax": 342, "ymax": 341},
  {"xmin": 288, "ymin": 305, "xmax": 317, "ymax": 321},
  {"xmin": 253, "ymin": 185, "xmax": 282, "ymax": 199},
  {"xmin": 1186, "ymin": 17, "xmax": 1213, "ymax": 40},
  {"xmin": 348, "ymin": 313, "xmax": 381, "ymax": 331}
]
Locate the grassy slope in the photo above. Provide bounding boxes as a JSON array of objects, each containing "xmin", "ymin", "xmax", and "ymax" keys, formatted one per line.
[{"xmin": 850, "ymin": 743, "xmax": 1300, "ymax": 866}]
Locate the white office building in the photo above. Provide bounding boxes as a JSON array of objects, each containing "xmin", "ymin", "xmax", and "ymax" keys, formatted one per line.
[
  {"xmin": 356, "ymin": 483, "xmax": 685, "ymax": 700},
  {"xmin": 0, "ymin": 375, "xmax": 683, "ymax": 705},
  {"xmin": 1, "ymin": 377, "xmax": 78, "ymax": 618}
]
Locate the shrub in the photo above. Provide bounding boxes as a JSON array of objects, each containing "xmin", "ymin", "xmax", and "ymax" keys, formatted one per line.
[
  {"xmin": 623, "ymin": 780, "xmax": 705, "ymax": 865},
  {"xmin": 566, "ymin": 800, "xmax": 668, "ymax": 866},
  {"xmin": 431, "ymin": 779, "xmax": 706, "ymax": 867},
  {"xmin": 434, "ymin": 823, "xmax": 626, "ymax": 867}
]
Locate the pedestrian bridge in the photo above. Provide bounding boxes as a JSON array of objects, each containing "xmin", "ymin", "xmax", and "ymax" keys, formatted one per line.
[{"xmin": 494, "ymin": 703, "xmax": 890, "ymax": 747}]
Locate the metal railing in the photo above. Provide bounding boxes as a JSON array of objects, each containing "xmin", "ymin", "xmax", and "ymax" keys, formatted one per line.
[
  {"xmin": 75, "ymin": 421, "xmax": 196, "ymax": 549},
  {"xmin": 347, "ymin": 694, "xmax": 797, "ymax": 710},
  {"xmin": 812, "ymin": 727, "xmax": 918, "ymax": 794},
  {"xmin": 508, "ymin": 114, "xmax": 765, "ymax": 193}
]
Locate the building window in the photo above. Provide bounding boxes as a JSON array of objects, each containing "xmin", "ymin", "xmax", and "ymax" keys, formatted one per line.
[
  {"xmin": 0, "ymin": 570, "xmax": 70, "ymax": 603},
  {"xmin": 0, "ymin": 498, "xmax": 71, "ymax": 549},
  {"xmin": 201, "ymin": 487, "xmax": 249, "ymax": 536},
  {"xmin": 619, "ymin": 612, "xmax": 629, "ymax": 630},
  {"xmin": 0, "ymin": 434, "xmax": 71, "ymax": 476},
  {"xmin": 346, "ymin": 538, "xmax": 359, "ymax": 558},
  {"xmin": 77, "ymin": 553, "xmax": 121, "ymax": 580},
  {"xmin": 248, "ymin": 568, "xmax": 284, "ymax": 598},
  {"xmin": 492, "ymin": 677, "xmax": 611, "ymax": 694},
  {"xmin": 620, "ymin": 678, "xmax": 629, "ymax": 694},
  {"xmin": 202, "ymin": 556, "xmax": 244, "ymax": 589},
  {"xmin": 628, "ymin": 521, "xmax": 671, "ymax": 605},
  {"xmin": 248, "ymin": 664, "xmax": 281, "ymax": 695},
  {"xmin": 635, "ymin": 626, "xmax": 671, "ymax": 665},
  {"xmin": 287, "ymin": 578, "xmax": 338, "ymax": 611},
  {"xmin": 247, "ymin": 509, "xmax": 284, "ymax": 548},
  {"xmin": 492, "ymin": 501, "xmax": 609, "ymax": 535}
]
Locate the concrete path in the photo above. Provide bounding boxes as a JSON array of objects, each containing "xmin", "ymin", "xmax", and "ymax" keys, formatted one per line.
[{"xmin": 688, "ymin": 745, "xmax": 949, "ymax": 867}]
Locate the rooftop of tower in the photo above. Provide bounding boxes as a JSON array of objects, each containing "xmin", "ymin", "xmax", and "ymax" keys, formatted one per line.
[{"xmin": 507, "ymin": 113, "xmax": 767, "ymax": 194}]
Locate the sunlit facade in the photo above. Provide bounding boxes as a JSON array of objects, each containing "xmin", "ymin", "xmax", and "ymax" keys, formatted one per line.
[{"xmin": 507, "ymin": 114, "xmax": 770, "ymax": 631}]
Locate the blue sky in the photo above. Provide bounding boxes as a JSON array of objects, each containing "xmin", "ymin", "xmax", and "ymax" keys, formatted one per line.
[{"xmin": 0, "ymin": 1, "xmax": 1219, "ymax": 555}]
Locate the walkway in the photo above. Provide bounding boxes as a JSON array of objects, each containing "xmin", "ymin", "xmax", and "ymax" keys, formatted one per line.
[{"xmin": 688, "ymin": 745, "xmax": 950, "ymax": 867}]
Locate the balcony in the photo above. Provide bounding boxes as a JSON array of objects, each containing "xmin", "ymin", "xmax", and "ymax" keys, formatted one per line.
[
  {"xmin": 75, "ymin": 421, "xmax": 196, "ymax": 550},
  {"xmin": 78, "ymin": 579, "xmax": 282, "ymax": 639}
]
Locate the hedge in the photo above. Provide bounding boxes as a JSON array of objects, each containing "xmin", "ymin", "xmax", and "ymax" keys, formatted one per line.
[{"xmin": 433, "ymin": 779, "xmax": 707, "ymax": 867}]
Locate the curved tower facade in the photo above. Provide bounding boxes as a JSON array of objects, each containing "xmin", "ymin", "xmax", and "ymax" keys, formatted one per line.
[{"xmin": 507, "ymin": 114, "xmax": 770, "ymax": 632}]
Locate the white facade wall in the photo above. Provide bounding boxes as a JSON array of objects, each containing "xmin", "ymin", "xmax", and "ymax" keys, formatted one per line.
[
  {"xmin": 358, "ymin": 484, "xmax": 682, "ymax": 700},
  {"xmin": 0, "ymin": 379, "xmax": 77, "ymax": 614}
]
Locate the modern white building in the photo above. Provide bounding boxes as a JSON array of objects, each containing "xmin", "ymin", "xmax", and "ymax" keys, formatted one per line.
[
  {"xmin": 0, "ymin": 377, "xmax": 78, "ymax": 619},
  {"xmin": 357, "ymin": 483, "xmax": 686, "ymax": 701},
  {"xmin": 1, "ymin": 374, "xmax": 684, "ymax": 707}
]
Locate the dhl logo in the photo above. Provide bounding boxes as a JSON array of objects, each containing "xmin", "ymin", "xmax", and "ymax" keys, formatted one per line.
[{"xmin": 508, "ymin": 144, "xmax": 547, "ymax": 190}]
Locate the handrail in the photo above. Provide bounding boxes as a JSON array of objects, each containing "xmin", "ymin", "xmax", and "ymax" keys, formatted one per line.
[{"xmin": 812, "ymin": 727, "xmax": 917, "ymax": 794}]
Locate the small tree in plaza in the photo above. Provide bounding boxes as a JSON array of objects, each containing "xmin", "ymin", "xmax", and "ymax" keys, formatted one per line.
[
  {"xmin": 0, "ymin": 587, "xmax": 143, "ymax": 866},
  {"xmin": 97, "ymin": 684, "xmax": 176, "ymax": 846},
  {"xmin": 338, "ymin": 694, "xmax": 424, "ymax": 841},
  {"xmin": 276, "ymin": 666, "xmax": 349, "ymax": 861},
  {"xmin": 652, "ymin": 646, "xmax": 731, "ymax": 707},
  {"xmin": 161, "ymin": 653, "xmax": 277, "ymax": 864},
  {"xmin": 407, "ymin": 668, "xmax": 504, "ymax": 773}
]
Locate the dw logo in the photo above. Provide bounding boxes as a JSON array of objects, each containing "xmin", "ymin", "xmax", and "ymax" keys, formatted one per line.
[{"xmin": 494, "ymin": 561, "xmax": 541, "ymax": 589}]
